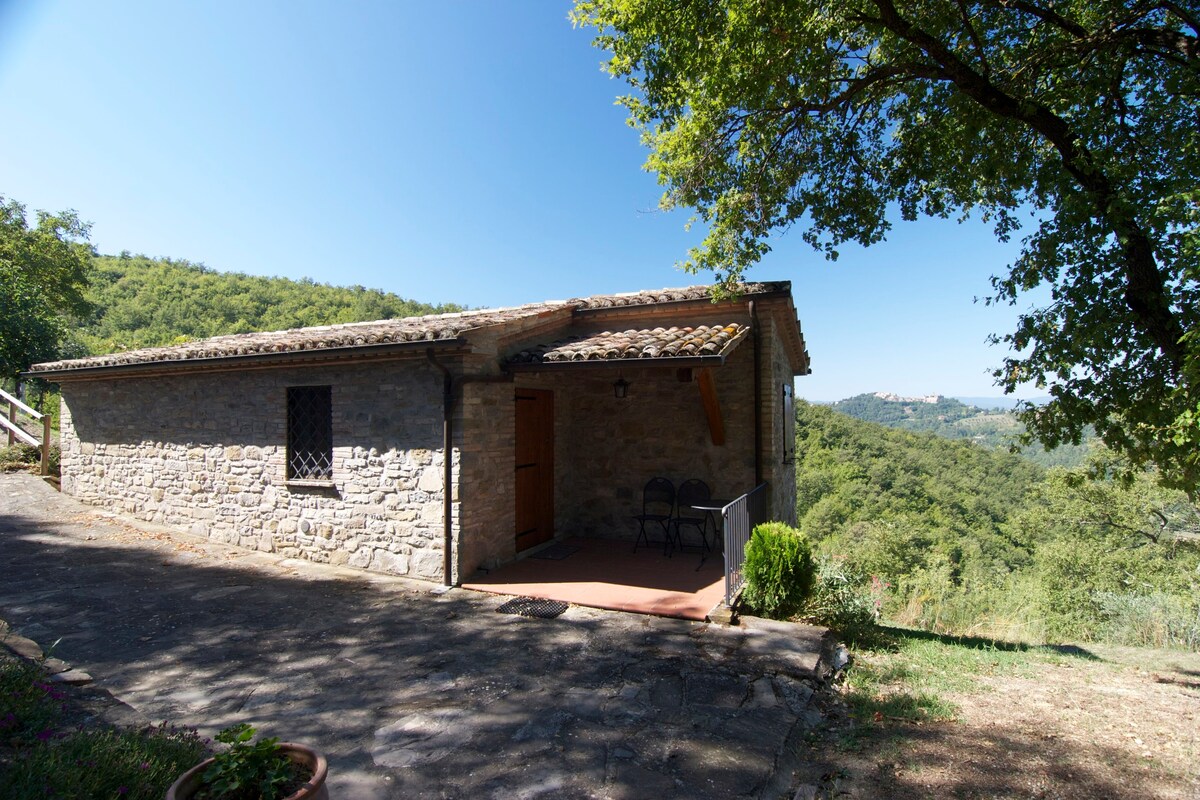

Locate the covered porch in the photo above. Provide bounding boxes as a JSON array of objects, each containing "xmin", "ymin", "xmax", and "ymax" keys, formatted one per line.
[
  {"xmin": 453, "ymin": 284, "xmax": 807, "ymax": 599},
  {"xmin": 462, "ymin": 536, "xmax": 726, "ymax": 621}
]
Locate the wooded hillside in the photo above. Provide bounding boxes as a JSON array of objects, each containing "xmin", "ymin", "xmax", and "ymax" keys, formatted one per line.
[
  {"xmin": 832, "ymin": 393, "xmax": 1090, "ymax": 468},
  {"xmin": 72, "ymin": 254, "xmax": 462, "ymax": 355},
  {"xmin": 795, "ymin": 400, "xmax": 1200, "ymax": 647}
]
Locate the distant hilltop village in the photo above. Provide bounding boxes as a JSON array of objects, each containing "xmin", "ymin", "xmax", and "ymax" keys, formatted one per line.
[{"xmin": 873, "ymin": 391, "xmax": 944, "ymax": 404}]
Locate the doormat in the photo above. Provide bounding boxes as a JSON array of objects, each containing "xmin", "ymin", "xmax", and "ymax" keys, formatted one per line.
[
  {"xmin": 529, "ymin": 543, "xmax": 581, "ymax": 560},
  {"xmin": 496, "ymin": 597, "xmax": 569, "ymax": 619}
]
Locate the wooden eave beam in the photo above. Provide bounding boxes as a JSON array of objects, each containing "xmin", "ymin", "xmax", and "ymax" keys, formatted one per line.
[{"xmin": 696, "ymin": 367, "xmax": 725, "ymax": 446}]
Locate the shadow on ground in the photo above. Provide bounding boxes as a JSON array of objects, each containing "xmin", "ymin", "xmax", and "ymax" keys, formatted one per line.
[
  {"xmin": 0, "ymin": 476, "xmax": 821, "ymax": 800},
  {"xmin": 817, "ymin": 720, "xmax": 1181, "ymax": 800},
  {"xmin": 874, "ymin": 625, "xmax": 1102, "ymax": 661}
]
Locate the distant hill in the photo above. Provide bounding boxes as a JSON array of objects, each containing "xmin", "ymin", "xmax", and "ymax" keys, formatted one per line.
[
  {"xmin": 832, "ymin": 392, "xmax": 1089, "ymax": 468},
  {"xmin": 73, "ymin": 253, "xmax": 463, "ymax": 355}
]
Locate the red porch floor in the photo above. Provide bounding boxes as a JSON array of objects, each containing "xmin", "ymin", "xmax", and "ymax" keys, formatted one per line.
[{"xmin": 462, "ymin": 537, "xmax": 726, "ymax": 621}]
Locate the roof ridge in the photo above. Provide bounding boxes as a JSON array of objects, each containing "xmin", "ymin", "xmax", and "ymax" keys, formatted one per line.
[{"xmin": 28, "ymin": 281, "xmax": 795, "ymax": 375}]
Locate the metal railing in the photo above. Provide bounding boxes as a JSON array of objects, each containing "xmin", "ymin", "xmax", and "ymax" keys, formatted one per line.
[
  {"xmin": 0, "ymin": 388, "xmax": 53, "ymax": 476},
  {"xmin": 721, "ymin": 482, "xmax": 768, "ymax": 605}
]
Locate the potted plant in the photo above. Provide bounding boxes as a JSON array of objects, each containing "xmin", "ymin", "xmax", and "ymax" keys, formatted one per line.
[{"xmin": 166, "ymin": 723, "xmax": 328, "ymax": 800}]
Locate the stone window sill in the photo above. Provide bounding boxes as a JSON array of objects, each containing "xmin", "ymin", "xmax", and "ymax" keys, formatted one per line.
[{"xmin": 285, "ymin": 478, "xmax": 336, "ymax": 490}]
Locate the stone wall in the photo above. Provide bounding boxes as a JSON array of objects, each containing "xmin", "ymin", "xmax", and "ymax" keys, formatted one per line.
[
  {"xmin": 58, "ymin": 359, "xmax": 453, "ymax": 581},
  {"xmin": 760, "ymin": 314, "xmax": 799, "ymax": 526},
  {"xmin": 55, "ymin": 313, "xmax": 803, "ymax": 584},
  {"xmin": 452, "ymin": 325, "xmax": 801, "ymax": 575},
  {"xmin": 456, "ymin": 378, "xmax": 516, "ymax": 577}
]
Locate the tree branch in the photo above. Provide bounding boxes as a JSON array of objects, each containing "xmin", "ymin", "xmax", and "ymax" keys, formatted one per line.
[
  {"xmin": 1161, "ymin": 1, "xmax": 1200, "ymax": 38},
  {"xmin": 1073, "ymin": 515, "xmax": 1160, "ymax": 544},
  {"xmin": 768, "ymin": 62, "xmax": 945, "ymax": 117},
  {"xmin": 956, "ymin": 0, "xmax": 992, "ymax": 74},
  {"xmin": 1119, "ymin": 26, "xmax": 1199, "ymax": 62},
  {"xmin": 869, "ymin": 0, "xmax": 1188, "ymax": 369},
  {"xmin": 993, "ymin": 0, "xmax": 1088, "ymax": 38}
]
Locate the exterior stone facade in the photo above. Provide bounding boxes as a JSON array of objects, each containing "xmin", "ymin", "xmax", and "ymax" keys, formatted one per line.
[
  {"xmin": 456, "ymin": 377, "xmax": 517, "ymax": 579},
  {"xmin": 456, "ymin": 315, "xmax": 802, "ymax": 573},
  {"xmin": 59, "ymin": 360, "xmax": 453, "ymax": 580},
  {"xmin": 45, "ymin": 283, "xmax": 810, "ymax": 586},
  {"xmin": 761, "ymin": 313, "xmax": 800, "ymax": 524}
]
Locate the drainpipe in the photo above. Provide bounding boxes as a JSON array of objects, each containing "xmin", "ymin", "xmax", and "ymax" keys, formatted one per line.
[
  {"xmin": 750, "ymin": 301, "xmax": 763, "ymax": 486},
  {"xmin": 427, "ymin": 350, "xmax": 455, "ymax": 586}
]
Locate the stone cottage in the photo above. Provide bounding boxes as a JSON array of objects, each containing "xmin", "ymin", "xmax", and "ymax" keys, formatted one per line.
[{"xmin": 29, "ymin": 282, "xmax": 810, "ymax": 585}]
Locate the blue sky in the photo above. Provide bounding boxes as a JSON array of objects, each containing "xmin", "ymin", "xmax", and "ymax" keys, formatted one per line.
[{"xmin": 1, "ymin": 1, "xmax": 1044, "ymax": 402}]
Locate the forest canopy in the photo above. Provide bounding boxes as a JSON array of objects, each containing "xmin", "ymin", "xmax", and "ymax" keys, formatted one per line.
[
  {"xmin": 794, "ymin": 400, "xmax": 1199, "ymax": 647},
  {"xmin": 73, "ymin": 253, "xmax": 462, "ymax": 355}
]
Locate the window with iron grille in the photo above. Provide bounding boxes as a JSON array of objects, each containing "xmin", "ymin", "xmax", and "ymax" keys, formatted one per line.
[{"xmin": 287, "ymin": 386, "xmax": 333, "ymax": 481}]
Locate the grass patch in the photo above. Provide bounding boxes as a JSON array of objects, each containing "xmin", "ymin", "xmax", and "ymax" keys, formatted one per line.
[
  {"xmin": 0, "ymin": 653, "xmax": 65, "ymax": 743},
  {"xmin": 838, "ymin": 625, "xmax": 1095, "ymax": 732},
  {"xmin": 0, "ymin": 654, "xmax": 209, "ymax": 799}
]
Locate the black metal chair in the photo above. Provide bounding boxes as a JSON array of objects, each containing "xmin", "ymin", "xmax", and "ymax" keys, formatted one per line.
[
  {"xmin": 671, "ymin": 479, "xmax": 714, "ymax": 555},
  {"xmin": 633, "ymin": 477, "xmax": 676, "ymax": 554}
]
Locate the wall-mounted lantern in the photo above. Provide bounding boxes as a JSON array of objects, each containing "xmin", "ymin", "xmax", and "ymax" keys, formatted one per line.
[{"xmin": 613, "ymin": 377, "xmax": 631, "ymax": 399}]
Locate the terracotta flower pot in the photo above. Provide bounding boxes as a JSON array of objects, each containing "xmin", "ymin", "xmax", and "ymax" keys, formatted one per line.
[{"xmin": 165, "ymin": 742, "xmax": 329, "ymax": 800}]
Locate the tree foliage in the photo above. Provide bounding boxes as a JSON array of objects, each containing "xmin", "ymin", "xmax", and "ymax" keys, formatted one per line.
[
  {"xmin": 75, "ymin": 253, "xmax": 463, "ymax": 354},
  {"xmin": 1010, "ymin": 448, "xmax": 1200, "ymax": 640},
  {"xmin": 573, "ymin": 0, "xmax": 1200, "ymax": 494},
  {"xmin": 0, "ymin": 197, "xmax": 93, "ymax": 379},
  {"xmin": 795, "ymin": 400, "xmax": 1200, "ymax": 645},
  {"xmin": 794, "ymin": 400, "xmax": 1044, "ymax": 586}
]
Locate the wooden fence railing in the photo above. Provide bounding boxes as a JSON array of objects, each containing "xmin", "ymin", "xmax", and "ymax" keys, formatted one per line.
[{"xmin": 0, "ymin": 387, "xmax": 53, "ymax": 476}]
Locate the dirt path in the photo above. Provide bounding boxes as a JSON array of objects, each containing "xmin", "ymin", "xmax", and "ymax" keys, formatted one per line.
[{"xmin": 805, "ymin": 645, "xmax": 1200, "ymax": 799}]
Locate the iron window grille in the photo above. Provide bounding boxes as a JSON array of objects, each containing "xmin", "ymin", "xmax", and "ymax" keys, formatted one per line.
[{"xmin": 287, "ymin": 385, "xmax": 333, "ymax": 481}]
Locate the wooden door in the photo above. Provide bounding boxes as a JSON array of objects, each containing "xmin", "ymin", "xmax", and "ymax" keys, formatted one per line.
[{"xmin": 515, "ymin": 388, "xmax": 554, "ymax": 552}]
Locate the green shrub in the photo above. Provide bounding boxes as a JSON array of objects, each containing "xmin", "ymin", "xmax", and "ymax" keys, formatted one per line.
[
  {"xmin": 0, "ymin": 443, "xmax": 38, "ymax": 471},
  {"xmin": 742, "ymin": 521, "xmax": 816, "ymax": 619},
  {"xmin": 798, "ymin": 556, "xmax": 881, "ymax": 645}
]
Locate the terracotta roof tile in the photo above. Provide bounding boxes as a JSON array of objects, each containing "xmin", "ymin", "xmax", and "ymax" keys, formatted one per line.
[
  {"xmin": 571, "ymin": 281, "xmax": 789, "ymax": 309},
  {"xmin": 30, "ymin": 303, "xmax": 566, "ymax": 373},
  {"xmin": 507, "ymin": 323, "xmax": 749, "ymax": 365},
  {"xmin": 29, "ymin": 281, "xmax": 789, "ymax": 375}
]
